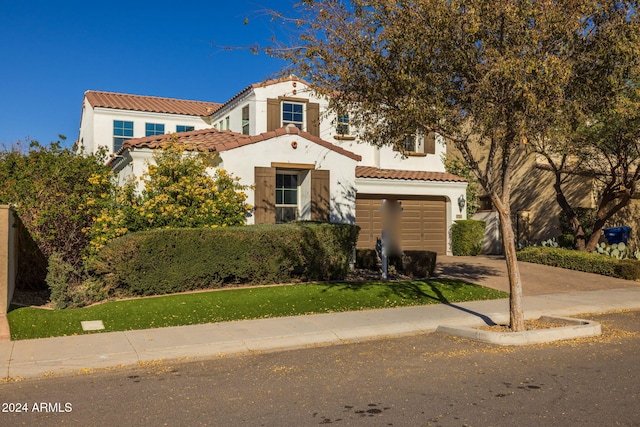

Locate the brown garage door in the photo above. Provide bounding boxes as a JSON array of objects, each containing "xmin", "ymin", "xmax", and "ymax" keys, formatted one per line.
[{"xmin": 356, "ymin": 196, "xmax": 447, "ymax": 254}]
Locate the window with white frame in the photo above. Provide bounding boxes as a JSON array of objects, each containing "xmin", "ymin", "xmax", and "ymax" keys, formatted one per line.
[
  {"xmin": 282, "ymin": 102, "xmax": 304, "ymax": 129},
  {"xmin": 242, "ymin": 105, "xmax": 250, "ymax": 135},
  {"xmin": 113, "ymin": 120, "xmax": 133, "ymax": 152},
  {"xmin": 336, "ymin": 113, "xmax": 350, "ymax": 135},
  {"xmin": 396, "ymin": 133, "xmax": 426, "ymax": 154},
  {"xmin": 176, "ymin": 125, "xmax": 194, "ymax": 132},
  {"xmin": 403, "ymin": 134, "xmax": 418, "ymax": 153},
  {"xmin": 275, "ymin": 172, "xmax": 298, "ymax": 223},
  {"xmin": 145, "ymin": 123, "xmax": 165, "ymax": 136}
]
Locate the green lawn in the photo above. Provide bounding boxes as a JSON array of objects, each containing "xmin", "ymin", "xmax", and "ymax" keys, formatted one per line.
[{"xmin": 7, "ymin": 279, "xmax": 508, "ymax": 340}]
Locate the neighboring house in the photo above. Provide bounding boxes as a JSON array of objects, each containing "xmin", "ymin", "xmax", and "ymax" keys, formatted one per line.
[
  {"xmin": 79, "ymin": 76, "xmax": 468, "ymax": 255},
  {"xmin": 447, "ymin": 144, "xmax": 640, "ymax": 251}
]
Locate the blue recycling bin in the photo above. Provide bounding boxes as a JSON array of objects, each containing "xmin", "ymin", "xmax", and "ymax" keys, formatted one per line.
[{"xmin": 603, "ymin": 226, "xmax": 631, "ymax": 245}]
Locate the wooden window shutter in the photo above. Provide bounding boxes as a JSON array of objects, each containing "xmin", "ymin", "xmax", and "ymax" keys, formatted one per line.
[
  {"xmin": 307, "ymin": 102, "xmax": 320, "ymax": 137},
  {"xmin": 254, "ymin": 167, "xmax": 276, "ymax": 224},
  {"xmin": 310, "ymin": 169, "xmax": 330, "ymax": 222},
  {"xmin": 266, "ymin": 98, "xmax": 281, "ymax": 132},
  {"xmin": 425, "ymin": 131, "xmax": 436, "ymax": 154}
]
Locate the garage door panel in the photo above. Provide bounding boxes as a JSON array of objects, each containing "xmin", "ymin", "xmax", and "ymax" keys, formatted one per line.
[
  {"xmin": 401, "ymin": 199, "xmax": 446, "ymax": 254},
  {"xmin": 357, "ymin": 196, "xmax": 447, "ymax": 254},
  {"xmin": 356, "ymin": 199, "xmax": 382, "ymax": 249}
]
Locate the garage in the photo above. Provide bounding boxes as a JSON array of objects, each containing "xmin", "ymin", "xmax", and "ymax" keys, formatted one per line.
[{"xmin": 356, "ymin": 195, "xmax": 447, "ymax": 255}]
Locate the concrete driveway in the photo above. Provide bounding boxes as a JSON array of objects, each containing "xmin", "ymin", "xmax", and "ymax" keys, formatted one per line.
[{"xmin": 436, "ymin": 255, "xmax": 640, "ymax": 296}]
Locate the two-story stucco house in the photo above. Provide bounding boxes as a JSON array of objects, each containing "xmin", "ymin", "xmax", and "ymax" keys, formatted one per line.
[{"xmin": 78, "ymin": 76, "xmax": 468, "ymax": 255}]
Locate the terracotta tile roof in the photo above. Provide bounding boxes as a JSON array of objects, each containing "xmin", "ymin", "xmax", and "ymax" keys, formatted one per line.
[
  {"xmin": 250, "ymin": 75, "xmax": 311, "ymax": 90},
  {"xmin": 215, "ymin": 75, "xmax": 312, "ymax": 114},
  {"xmin": 85, "ymin": 91, "xmax": 221, "ymax": 116},
  {"xmin": 118, "ymin": 124, "xmax": 362, "ymax": 161},
  {"xmin": 356, "ymin": 166, "xmax": 467, "ymax": 182}
]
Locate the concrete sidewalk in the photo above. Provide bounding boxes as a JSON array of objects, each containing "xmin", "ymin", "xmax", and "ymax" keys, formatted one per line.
[{"xmin": 2, "ymin": 281, "xmax": 640, "ymax": 380}]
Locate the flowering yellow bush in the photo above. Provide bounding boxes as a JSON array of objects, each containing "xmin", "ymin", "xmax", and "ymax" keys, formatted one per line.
[
  {"xmin": 88, "ymin": 142, "xmax": 251, "ymax": 254},
  {"xmin": 0, "ymin": 140, "xmax": 114, "ymax": 269}
]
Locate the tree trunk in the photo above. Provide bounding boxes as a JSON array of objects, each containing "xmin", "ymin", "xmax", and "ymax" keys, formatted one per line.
[
  {"xmin": 552, "ymin": 180, "xmax": 587, "ymax": 250},
  {"xmin": 497, "ymin": 210, "xmax": 525, "ymax": 332},
  {"xmin": 585, "ymin": 231, "xmax": 601, "ymax": 253}
]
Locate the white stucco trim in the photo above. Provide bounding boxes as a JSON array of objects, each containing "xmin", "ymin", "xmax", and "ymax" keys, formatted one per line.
[{"xmin": 355, "ymin": 178, "xmax": 467, "ymax": 195}]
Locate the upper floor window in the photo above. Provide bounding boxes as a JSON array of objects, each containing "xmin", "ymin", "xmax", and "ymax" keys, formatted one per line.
[
  {"xmin": 242, "ymin": 105, "xmax": 250, "ymax": 135},
  {"xmin": 395, "ymin": 131, "xmax": 436, "ymax": 156},
  {"xmin": 267, "ymin": 98, "xmax": 319, "ymax": 136},
  {"xmin": 282, "ymin": 102, "xmax": 304, "ymax": 129},
  {"xmin": 225, "ymin": 116, "xmax": 230, "ymax": 131},
  {"xmin": 145, "ymin": 123, "xmax": 165, "ymax": 136},
  {"xmin": 113, "ymin": 120, "xmax": 133, "ymax": 152},
  {"xmin": 336, "ymin": 113, "xmax": 350, "ymax": 136},
  {"xmin": 402, "ymin": 134, "xmax": 420, "ymax": 153},
  {"xmin": 176, "ymin": 125, "xmax": 194, "ymax": 132}
]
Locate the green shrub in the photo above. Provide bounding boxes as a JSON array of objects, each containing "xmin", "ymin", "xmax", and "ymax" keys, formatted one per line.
[
  {"xmin": 0, "ymin": 139, "xmax": 114, "ymax": 268},
  {"xmin": 451, "ymin": 220, "xmax": 486, "ymax": 256},
  {"xmin": 401, "ymin": 250, "xmax": 437, "ymax": 278},
  {"xmin": 557, "ymin": 233, "xmax": 575, "ymax": 249},
  {"xmin": 559, "ymin": 207, "xmax": 597, "ymax": 241},
  {"xmin": 88, "ymin": 141, "xmax": 252, "ymax": 255},
  {"xmin": 46, "ymin": 252, "xmax": 74, "ymax": 308},
  {"xmin": 614, "ymin": 259, "xmax": 640, "ymax": 280},
  {"xmin": 517, "ymin": 246, "xmax": 640, "ymax": 279},
  {"xmin": 87, "ymin": 223, "xmax": 359, "ymax": 299},
  {"xmin": 296, "ymin": 221, "xmax": 360, "ymax": 280},
  {"xmin": 356, "ymin": 249, "xmax": 379, "ymax": 270},
  {"xmin": 355, "ymin": 249, "xmax": 437, "ymax": 278},
  {"xmin": 46, "ymin": 253, "xmax": 110, "ymax": 308},
  {"xmin": 46, "ymin": 252, "xmax": 86, "ymax": 309}
]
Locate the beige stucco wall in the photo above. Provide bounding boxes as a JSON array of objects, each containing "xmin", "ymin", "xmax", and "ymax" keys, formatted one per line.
[
  {"xmin": 508, "ymin": 153, "xmax": 593, "ymax": 242},
  {"xmin": 0, "ymin": 205, "xmax": 16, "ymax": 315},
  {"xmin": 447, "ymin": 143, "xmax": 594, "ymax": 244}
]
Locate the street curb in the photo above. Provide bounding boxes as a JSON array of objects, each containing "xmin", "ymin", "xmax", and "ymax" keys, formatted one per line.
[{"xmin": 435, "ymin": 316, "xmax": 602, "ymax": 346}]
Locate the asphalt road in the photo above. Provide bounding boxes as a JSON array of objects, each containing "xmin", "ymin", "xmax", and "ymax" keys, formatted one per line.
[{"xmin": 2, "ymin": 310, "xmax": 639, "ymax": 427}]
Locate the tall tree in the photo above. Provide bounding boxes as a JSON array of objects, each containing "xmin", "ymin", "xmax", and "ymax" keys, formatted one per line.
[
  {"xmin": 267, "ymin": 0, "xmax": 622, "ymax": 331},
  {"xmin": 530, "ymin": 2, "xmax": 640, "ymax": 251}
]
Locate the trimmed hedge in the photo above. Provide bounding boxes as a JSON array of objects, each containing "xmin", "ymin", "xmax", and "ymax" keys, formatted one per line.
[
  {"xmin": 356, "ymin": 249, "xmax": 379, "ymax": 270},
  {"xmin": 88, "ymin": 222, "xmax": 359, "ymax": 297},
  {"xmin": 517, "ymin": 246, "xmax": 640, "ymax": 280},
  {"xmin": 451, "ymin": 220, "xmax": 486, "ymax": 256},
  {"xmin": 355, "ymin": 249, "xmax": 437, "ymax": 278},
  {"xmin": 399, "ymin": 250, "xmax": 437, "ymax": 278}
]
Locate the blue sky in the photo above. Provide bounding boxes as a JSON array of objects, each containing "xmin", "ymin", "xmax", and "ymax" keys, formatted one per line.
[{"xmin": 0, "ymin": 0, "xmax": 299, "ymax": 148}]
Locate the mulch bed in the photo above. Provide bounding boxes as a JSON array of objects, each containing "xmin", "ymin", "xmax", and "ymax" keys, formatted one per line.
[{"xmin": 479, "ymin": 319, "xmax": 564, "ymax": 332}]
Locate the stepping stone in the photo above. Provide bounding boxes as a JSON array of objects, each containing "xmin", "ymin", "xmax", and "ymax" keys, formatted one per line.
[{"xmin": 81, "ymin": 320, "xmax": 105, "ymax": 331}]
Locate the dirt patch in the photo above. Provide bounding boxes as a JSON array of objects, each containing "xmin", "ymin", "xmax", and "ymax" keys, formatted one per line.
[{"xmin": 479, "ymin": 319, "xmax": 564, "ymax": 333}]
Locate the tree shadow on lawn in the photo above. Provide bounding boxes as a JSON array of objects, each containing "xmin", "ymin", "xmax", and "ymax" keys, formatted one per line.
[{"xmin": 318, "ymin": 279, "xmax": 498, "ymax": 326}]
